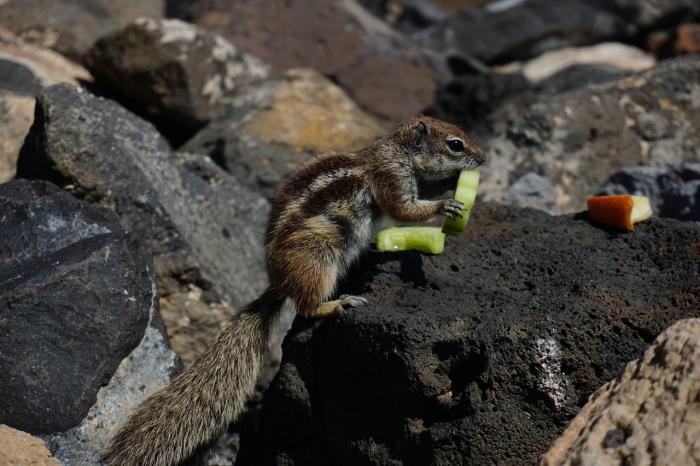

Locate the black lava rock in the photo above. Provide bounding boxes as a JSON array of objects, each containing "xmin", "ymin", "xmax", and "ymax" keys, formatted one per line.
[
  {"xmin": 254, "ymin": 203, "xmax": 700, "ymax": 466},
  {"xmin": 16, "ymin": 83, "xmax": 269, "ymax": 308},
  {"xmin": 0, "ymin": 179, "xmax": 152, "ymax": 434}
]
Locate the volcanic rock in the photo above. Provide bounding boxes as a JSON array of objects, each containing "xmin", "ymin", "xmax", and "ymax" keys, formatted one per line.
[
  {"xmin": 85, "ymin": 18, "xmax": 270, "ymax": 130},
  {"xmin": 168, "ymin": 0, "xmax": 437, "ymax": 123},
  {"xmin": 476, "ymin": 56, "xmax": 700, "ymax": 214},
  {"xmin": 420, "ymin": 0, "xmax": 700, "ymax": 69},
  {"xmin": 0, "ymin": 180, "xmax": 153, "ymax": 434},
  {"xmin": 0, "ymin": 0, "xmax": 164, "ymax": 60},
  {"xmin": 254, "ymin": 202, "xmax": 700, "ymax": 465},
  {"xmin": 182, "ymin": 68, "xmax": 384, "ymax": 200},
  {"xmin": 540, "ymin": 318, "xmax": 700, "ymax": 466},
  {"xmin": 0, "ymin": 28, "xmax": 90, "ymax": 182},
  {"xmin": 597, "ymin": 163, "xmax": 700, "ymax": 221}
]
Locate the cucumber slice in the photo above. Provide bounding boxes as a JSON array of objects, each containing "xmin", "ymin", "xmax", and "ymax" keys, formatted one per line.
[
  {"xmin": 376, "ymin": 227, "xmax": 445, "ymax": 254},
  {"xmin": 442, "ymin": 169, "xmax": 480, "ymax": 236}
]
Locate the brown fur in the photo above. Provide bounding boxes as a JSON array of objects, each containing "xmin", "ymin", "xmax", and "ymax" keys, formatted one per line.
[{"xmin": 105, "ymin": 116, "xmax": 483, "ymax": 466}]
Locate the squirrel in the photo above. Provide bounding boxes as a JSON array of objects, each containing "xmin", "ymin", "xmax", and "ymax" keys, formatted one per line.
[{"xmin": 105, "ymin": 116, "xmax": 485, "ymax": 466}]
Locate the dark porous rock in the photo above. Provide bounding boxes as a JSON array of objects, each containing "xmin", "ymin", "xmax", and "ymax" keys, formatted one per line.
[
  {"xmin": 17, "ymin": 83, "xmax": 269, "ymax": 310},
  {"xmin": 0, "ymin": 179, "xmax": 151, "ymax": 434},
  {"xmin": 597, "ymin": 163, "xmax": 700, "ymax": 221},
  {"xmin": 476, "ymin": 56, "xmax": 700, "ymax": 215},
  {"xmin": 169, "ymin": 0, "xmax": 437, "ymax": 124},
  {"xmin": 0, "ymin": 0, "xmax": 164, "ymax": 61},
  {"xmin": 254, "ymin": 202, "xmax": 700, "ymax": 466},
  {"xmin": 85, "ymin": 18, "xmax": 270, "ymax": 130},
  {"xmin": 182, "ymin": 68, "xmax": 384, "ymax": 200},
  {"xmin": 0, "ymin": 29, "xmax": 91, "ymax": 183}
]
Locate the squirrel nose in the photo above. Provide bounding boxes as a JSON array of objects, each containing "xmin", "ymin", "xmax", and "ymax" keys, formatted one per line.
[{"xmin": 470, "ymin": 146, "xmax": 486, "ymax": 165}]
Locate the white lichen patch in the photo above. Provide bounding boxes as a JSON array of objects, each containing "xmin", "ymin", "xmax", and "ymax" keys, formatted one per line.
[{"xmin": 535, "ymin": 335, "xmax": 568, "ymax": 409}]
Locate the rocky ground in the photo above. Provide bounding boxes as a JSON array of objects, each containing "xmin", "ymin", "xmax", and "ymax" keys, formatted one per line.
[{"xmin": 0, "ymin": 1, "xmax": 699, "ymax": 465}]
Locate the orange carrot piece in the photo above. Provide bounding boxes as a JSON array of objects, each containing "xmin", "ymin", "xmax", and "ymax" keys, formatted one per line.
[{"xmin": 587, "ymin": 195, "xmax": 634, "ymax": 230}]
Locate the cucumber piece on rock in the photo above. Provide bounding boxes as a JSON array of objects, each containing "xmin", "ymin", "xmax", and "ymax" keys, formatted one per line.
[{"xmin": 376, "ymin": 227, "xmax": 445, "ymax": 254}]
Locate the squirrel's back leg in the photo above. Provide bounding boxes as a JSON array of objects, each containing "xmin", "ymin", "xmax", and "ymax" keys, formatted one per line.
[{"xmin": 277, "ymin": 252, "xmax": 367, "ymax": 318}]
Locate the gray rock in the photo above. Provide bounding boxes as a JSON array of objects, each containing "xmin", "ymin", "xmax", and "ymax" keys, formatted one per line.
[
  {"xmin": 541, "ymin": 318, "xmax": 700, "ymax": 466},
  {"xmin": 475, "ymin": 56, "xmax": 700, "ymax": 214},
  {"xmin": 0, "ymin": 180, "xmax": 152, "ymax": 434},
  {"xmin": 597, "ymin": 163, "xmax": 700, "ymax": 221},
  {"xmin": 0, "ymin": 29, "xmax": 91, "ymax": 183},
  {"xmin": 45, "ymin": 297, "xmax": 180, "ymax": 465},
  {"xmin": 506, "ymin": 171, "xmax": 557, "ymax": 211},
  {"xmin": 85, "ymin": 18, "xmax": 270, "ymax": 130},
  {"xmin": 255, "ymin": 202, "xmax": 700, "ymax": 465},
  {"xmin": 168, "ymin": 0, "xmax": 437, "ymax": 124},
  {"xmin": 17, "ymin": 84, "xmax": 269, "ymax": 309},
  {"xmin": 181, "ymin": 68, "xmax": 384, "ymax": 200},
  {"xmin": 419, "ymin": 0, "xmax": 700, "ymax": 69},
  {"xmin": 0, "ymin": 0, "xmax": 165, "ymax": 61},
  {"xmin": 420, "ymin": 0, "xmax": 626, "ymax": 66}
]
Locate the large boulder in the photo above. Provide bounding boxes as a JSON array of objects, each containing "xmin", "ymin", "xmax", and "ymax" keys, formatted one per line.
[
  {"xmin": 85, "ymin": 18, "xmax": 270, "ymax": 130},
  {"xmin": 182, "ymin": 68, "xmax": 384, "ymax": 200},
  {"xmin": 14, "ymin": 85, "xmax": 289, "ymax": 455},
  {"xmin": 476, "ymin": 56, "xmax": 700, "ymax": 214},
  {"xmin": 254, "ymin": 202, "xmax": 700, "ymax": 465},
  {"xmin": 0, "ymin": 0, "xmax": 165, "ymax": 60},
  {"xmin": 541, "ymin": 318, "xmax": 700, "ymax": 466},
  {"xmin": 17, "ymin": 83, "xmax": 269, "ymax": 310},
  {"xmin": 0, "ymin": 180, "xmax": 154, "ymax": 434},
  {"xmin": 597, "ymin": 163, "xmax": 700, "ymax": 221},
  {"xmin": 0, "ymin": 28, "xmax": 90, "ymax": 183},
  {"xmin": 169, "ymin": 0, "xmax": 437, "ymax": 123}
]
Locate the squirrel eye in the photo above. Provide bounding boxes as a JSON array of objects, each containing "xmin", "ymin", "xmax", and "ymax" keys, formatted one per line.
[{"xmin": 447, "ymin": 139, "xmax": 465, "ymax": 152}]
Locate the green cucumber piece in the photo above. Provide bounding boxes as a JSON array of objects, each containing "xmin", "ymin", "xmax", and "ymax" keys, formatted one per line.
[
  {"xmin": 442, "ymin": 169, "xmax": 480, "ymax": 236},
  {"xmin": 376, "ymin": 226, "xmax": 445, "ymax": 254}
]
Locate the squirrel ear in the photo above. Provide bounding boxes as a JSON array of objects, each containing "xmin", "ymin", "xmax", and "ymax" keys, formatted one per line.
[
  {"xmin": 409, "ymin": 120, "xmax": 427, "ymax": 145},
  {"xmin": 417, "ymin": 121, "xmax": 428, "ymax": 136}
]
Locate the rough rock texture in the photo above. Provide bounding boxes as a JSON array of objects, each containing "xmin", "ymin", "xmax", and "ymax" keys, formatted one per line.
[
  {"xmin": 169, "ymin": 0, "xmax": 437, "ymax": 123},
  {"xmin": 17, "ymin": 84, "xmax": 269, "ymax": 310},
  {"xmin": 182, "ymin": 68, "xmax": 384, "ymax": 200},
  {"xmin": 0, "ymin": 0, "xmax": 165, "ymax": 60},
  {"xmin": 597, "ymin": 163, "xmax": 700, "ymax": 221},
  {"xmin": 45, "ymin": 289, "xmax": 180, "ymax": 465},
  {"xmin": 254, "ymin": 203, "xmax": 700, "ymax": 466},
  {"xmin": 0, "ymin": 425, "xmax": 59, "ymax": 466},
  {"xmin": 476, "ymin": 56, "xmax": 700, "ymax": 214},
  {"xmin": 15, "ymin": 86, "xmax": 290, "ymax": 456},
  {"xmin": 0, "ymin": 28, "xmax": 90, "ymax": 182},
  {"xmin": 540, "ymin": 318, "xmax": 700, "ymax": 466},
  {"xmin": 420, "ymin": 0, "xmax": 700, "ymax": 68},
  {"xmin": 0, "ymin": 180, "xmax": 152, "ymax": 434},
  {"xmin": 85, "ymin": 17, "xmax": 270, "ymax": 129}
]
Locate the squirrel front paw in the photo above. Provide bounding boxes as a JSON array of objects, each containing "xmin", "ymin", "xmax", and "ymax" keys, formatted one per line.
[{"xmin": 439, "ymin": 199, "xmax": 464, "ymax": 220}]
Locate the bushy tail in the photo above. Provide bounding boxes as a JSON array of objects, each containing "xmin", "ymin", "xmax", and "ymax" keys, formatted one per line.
[{"xmin": 105, "ymin": 288, "xmax": 284, "ymax": 466}]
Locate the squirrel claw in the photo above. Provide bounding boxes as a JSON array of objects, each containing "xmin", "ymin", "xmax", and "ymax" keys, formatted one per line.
[
  {"xmin": 440, "ymin": 199, "xmax": 464, "ymax": 220},
  {"xmin": 339, "ymin": 295, "xmax": 368, "ymax": 309}
]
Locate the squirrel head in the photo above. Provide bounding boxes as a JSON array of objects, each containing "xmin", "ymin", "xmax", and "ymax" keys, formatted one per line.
[{"xmin": 394, "ymin": 116, "xmax": 485, "ymax": 175}]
